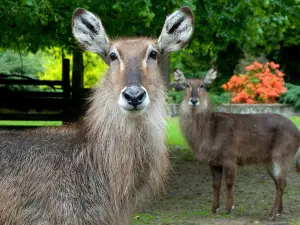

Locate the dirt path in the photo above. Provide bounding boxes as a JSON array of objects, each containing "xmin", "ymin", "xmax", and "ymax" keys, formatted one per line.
[{"xmin": 133, "ymin": 149, "xmax": 300, "ymax": 225}]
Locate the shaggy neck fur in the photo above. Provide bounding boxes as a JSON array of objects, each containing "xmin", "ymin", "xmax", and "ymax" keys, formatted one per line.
[
  {"xmin": 179, "ymin": 96, "xmax": 213, "ymax": 156},
  {"xmin": 79, "ymin": 75, "xmax": 169, "ymax": 224}
]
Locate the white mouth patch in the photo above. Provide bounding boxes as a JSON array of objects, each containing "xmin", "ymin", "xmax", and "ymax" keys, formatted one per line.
[
  {"xmin": 118, "ymin": 86, "xmax": 150, "ymax": 113},
  {"xmin": 188, "ymin": 98, "xmax": 200, "ymax": 106}
]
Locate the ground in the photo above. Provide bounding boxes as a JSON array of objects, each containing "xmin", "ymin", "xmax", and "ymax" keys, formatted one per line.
[
  {"xmin": 1, "ymin": 117, "xmax": 300, "ymax": 224},
  {"xmin": 133, "ymin": 148, "xmax": 300, "ymax": 225},
  {"xmin": 132, "ymin": 116, "xmax": 300, "ymax": 225}
]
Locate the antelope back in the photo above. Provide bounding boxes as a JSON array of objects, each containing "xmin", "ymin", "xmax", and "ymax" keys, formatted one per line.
[{"xmin": 72, "ymin": 8, "xmax": 194, "ymax": 116}]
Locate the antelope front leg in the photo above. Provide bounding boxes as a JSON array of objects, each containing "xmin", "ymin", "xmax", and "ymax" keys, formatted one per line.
[
  {"xmin": 209, "ymin": 164, "xmax": 223, "ymax": 214},
  {"xmin": 224, "ymin": 163, "xmax": 236, "ymax": 214}
]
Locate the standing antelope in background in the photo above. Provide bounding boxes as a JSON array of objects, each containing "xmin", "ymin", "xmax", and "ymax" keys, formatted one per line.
[
  {"xmin": 0, "ymin": 8, "xmax": 194, "ymax": 225},
  {"xmin": 170, "ymin": 69, "xmax": 300, "ymax": 221}
]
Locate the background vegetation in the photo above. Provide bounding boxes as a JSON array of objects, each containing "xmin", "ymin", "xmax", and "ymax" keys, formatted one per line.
[{"xmin": 1, "ymin": 0, "xmax": 300, "ymax": 107}]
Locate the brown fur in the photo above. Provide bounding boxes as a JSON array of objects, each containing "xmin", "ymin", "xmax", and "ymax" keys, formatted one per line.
[
  {"xmin": 0, "ymin": 38, "xmax": 169, "ymax": 225},
  {"xmin": 179, "ymin": 78, "xmax": 300, "ymax": 220},
  {"xmin": 0, "ymin": 6, "xmax": 195, "ymax": 224}
]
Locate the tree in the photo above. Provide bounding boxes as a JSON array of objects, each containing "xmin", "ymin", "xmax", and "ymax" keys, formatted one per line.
[
  {"xmin": 1, "ymin": 0, "xmax": 193, "ymax": 89},
  {"xmin": 2, "ymin": 0, "xmax": 300, "ymax": 89},
  {"xmin": 173, "ymin": 0, "xmax": 300, "ymax": 90}
]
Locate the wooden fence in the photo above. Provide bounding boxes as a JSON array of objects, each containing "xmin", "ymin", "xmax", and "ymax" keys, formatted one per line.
[{"xmin": 0, "ymin": 59, "xmax": 87, "ymax": 125}]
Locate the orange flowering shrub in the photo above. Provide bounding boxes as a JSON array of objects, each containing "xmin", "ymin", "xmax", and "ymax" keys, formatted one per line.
[{"xmin": 222, "ymin": 61, "xmax": 287, "ymax": 104}]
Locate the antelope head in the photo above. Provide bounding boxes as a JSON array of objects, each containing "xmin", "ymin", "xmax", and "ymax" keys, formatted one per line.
[
  {"xmin": 170, "ymin": 68, "xmax": 217, "ymax": 109},
  {"xmin": 72, "ymin": 7, "xmax": 194, "ymax": 115}
]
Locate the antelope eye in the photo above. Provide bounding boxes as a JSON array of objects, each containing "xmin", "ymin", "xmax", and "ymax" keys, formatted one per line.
[
  {"xmin": 149, "ymin": 50, "xmax": 157, "ymax": 60},
  {"xmin": 200, "ymin": 84, "xmax": 204, "ymax": 88},
  {"xmin": 109, "ymin": 52, "xmax": 117, "ymax": 61},
  {"xmin": 186, "ymin": 84, "xmax": 190, "ymax": 88}
]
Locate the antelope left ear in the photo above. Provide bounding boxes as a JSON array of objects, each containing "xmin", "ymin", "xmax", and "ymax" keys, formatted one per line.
[{"xmin": 157, "ymin": 7, "xmax": 194, "ymax": 55}]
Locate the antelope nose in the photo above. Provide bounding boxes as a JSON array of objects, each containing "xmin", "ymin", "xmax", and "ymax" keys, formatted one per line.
[
  {"xmin": 190, "ymin": 98, "xmax": 199, "ymax": 105},
  {"xmin": 122, "ymin": 86, "xmax": 146, "ymax": 107}
]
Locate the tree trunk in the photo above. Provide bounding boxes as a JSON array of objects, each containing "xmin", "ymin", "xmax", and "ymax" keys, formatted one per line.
[
  {"xmin": 71, "ymin": 48, "xmax": 85, "ymax": 121},
  {"xmin": 72, "ymin": 48, "xmax": 84, "ymax": 99}
]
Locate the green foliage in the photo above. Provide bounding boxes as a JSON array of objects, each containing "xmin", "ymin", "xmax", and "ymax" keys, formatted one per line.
[
  {"xmin": 2, "ymin": 0, "xmax": 300, "ymax": 88},
  {"xmin": 168, "ymin": 90, "xmax": 184, "ymax": 104},
  {"xmin": 0, "ymin": 48, "xmax": 107, "ymax": 92},
  {"xmin": 279, "ymin": 83, "xmax": 300, "ymax": 110},
  {"xmin": 0, "ymin": 49, "xmax": 44, "ymax": 76},
  {"xmin": 170, "ymin": 0, "xmax": 300, "ymax": 87},
  {"xmin": 210, "ymin": 92, "xmax": 231, "ymax": 110},
  {"xmin": 0, "ymin": 0, "xmax": 69, "ymax": 51},
  {"xmin": 0, "ymin": 0, "xmax": 194, "ymax": 52},
  {"xmin": 41, "ymin": 48, "xmax": 107, "ymax": 88},
  {"xmin": 0, "ymin": 49, "xmax": 44, "ymax": 91},
  {"xmin": 83, "ymin": 52, "xmax": 108, "ymax": 88}
]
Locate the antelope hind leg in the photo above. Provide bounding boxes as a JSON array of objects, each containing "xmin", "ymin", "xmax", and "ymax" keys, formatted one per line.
[{"xmin": 209, "ymin": 164, "xmax": 223, "ymax": 214}]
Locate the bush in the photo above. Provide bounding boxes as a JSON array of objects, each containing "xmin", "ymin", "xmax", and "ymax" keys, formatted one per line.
[
  {"xmin": 279, "ymin": 83, "xmax": 300, "ymax": 110},
  {"xmin": 222, "ymin": 61, "xmax": 287, "ymax": 103},
  {"xmin": 0, "ymin": 49, "xmax": 44, "ymax": 92}
]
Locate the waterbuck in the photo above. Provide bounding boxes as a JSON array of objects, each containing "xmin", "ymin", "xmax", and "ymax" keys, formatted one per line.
[
  {"xmin": 170, "ymin": 69, "xmax": 300, "ymax": 220},
  {"xmin": 0, "ymin": 8, "xmax": 194, "ymax": 225}
]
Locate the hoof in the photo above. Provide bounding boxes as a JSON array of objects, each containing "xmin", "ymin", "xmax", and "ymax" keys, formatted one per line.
[
  {"xmin": 211, "ymin": 207, "xmax": 219, "ymax": 215},
  {"xmin": 268, "ymin": 215, "xmax": 276, "ymax": 221},
  {"xmin": 225, "ymin": 205, "xmax": 234, "ymax": 214}
]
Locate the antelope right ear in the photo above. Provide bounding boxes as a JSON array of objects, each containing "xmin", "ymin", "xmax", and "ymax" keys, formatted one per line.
[
  {"xmin": 169, "ymin": 69, "xmax": 187, "ymax": 91},
  {"xmin": 72, "ymin": 8, "xmax": 110, "ymax": 64},
  {"xmin": 157, "ymin": 7, "xmax": 194, "ymax": 55}
]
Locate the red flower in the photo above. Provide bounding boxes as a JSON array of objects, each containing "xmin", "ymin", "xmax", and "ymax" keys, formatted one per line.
[{"xmin": 222, "ymin": 61, "xmax": 287, "ymax": 104}]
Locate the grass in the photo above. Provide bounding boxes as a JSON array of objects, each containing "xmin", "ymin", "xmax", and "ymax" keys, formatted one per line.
[
  {"xmin": 290, "ymin": 116, "xmax": 300, "ymax": 129},
  {"xmin": 166, "ymin": 117, "xmax": 188, "ymax": 148},
  {"xmin": 0, "ymin": 120, "xmax": 62, "ymax": 126}
]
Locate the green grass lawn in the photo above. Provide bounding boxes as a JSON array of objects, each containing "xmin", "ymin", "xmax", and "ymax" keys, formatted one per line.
[
  {"xmin": 290, "ymin": 116, "xmax": 300, "ymax": 129},
  {"xmin": 166, "ymin": 117, "xmax": 188, "ymax": 148}
]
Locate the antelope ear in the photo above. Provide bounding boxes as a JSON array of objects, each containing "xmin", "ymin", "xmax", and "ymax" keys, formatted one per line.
[
  {"xmin": 72, "ymin": 8, "xmax": 110, "ymax": 64},
  {"xmin": 169, "ymin": 69, "xmax": 187, "ymax": 91},
  {"xmin": 157, "ymin": 7, "xmax": 194, "ymax": 55},
  {"xmin": 203, "ymin": 68, "xmax": 217, "ymax": 87}
]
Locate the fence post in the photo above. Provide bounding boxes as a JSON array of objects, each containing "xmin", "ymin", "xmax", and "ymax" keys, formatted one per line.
[
  {"xmin": 62, "ymin": 58, "xmax": 70, "ymax": 99},
  {"xmin": 62, "ymin": 58, "xmax": 70, "ymax": 123}
]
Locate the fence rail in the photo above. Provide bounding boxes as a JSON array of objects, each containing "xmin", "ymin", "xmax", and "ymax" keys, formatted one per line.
[{"xmin": 0, "ymin": 58, "xmax": 83, "ymax": 124}]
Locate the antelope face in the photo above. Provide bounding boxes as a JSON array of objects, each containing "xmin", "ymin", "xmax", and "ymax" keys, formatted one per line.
[
  {"xmin": 72, "ymin": 7, "xmax": 194, "ymax": 115},
  {"xmin": 184, "ymin": 79, "xmax": 208, "ymax": 108},
  {"xmin": 170, "ymin": 69, "xmax": 217, "ymax": 110},
  {"xmin": 111, "ymin": 39, "xmax": 159, "ymax": 114}
]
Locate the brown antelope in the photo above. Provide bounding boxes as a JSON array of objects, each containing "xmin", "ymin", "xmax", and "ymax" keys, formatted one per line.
[
  {"xmin": 170, "ymin": 69, "xmax": 300, "ymax": 220},
  {"xmin": 0, "ymin": 8, "xmax": 194, "ymax": 225}
]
